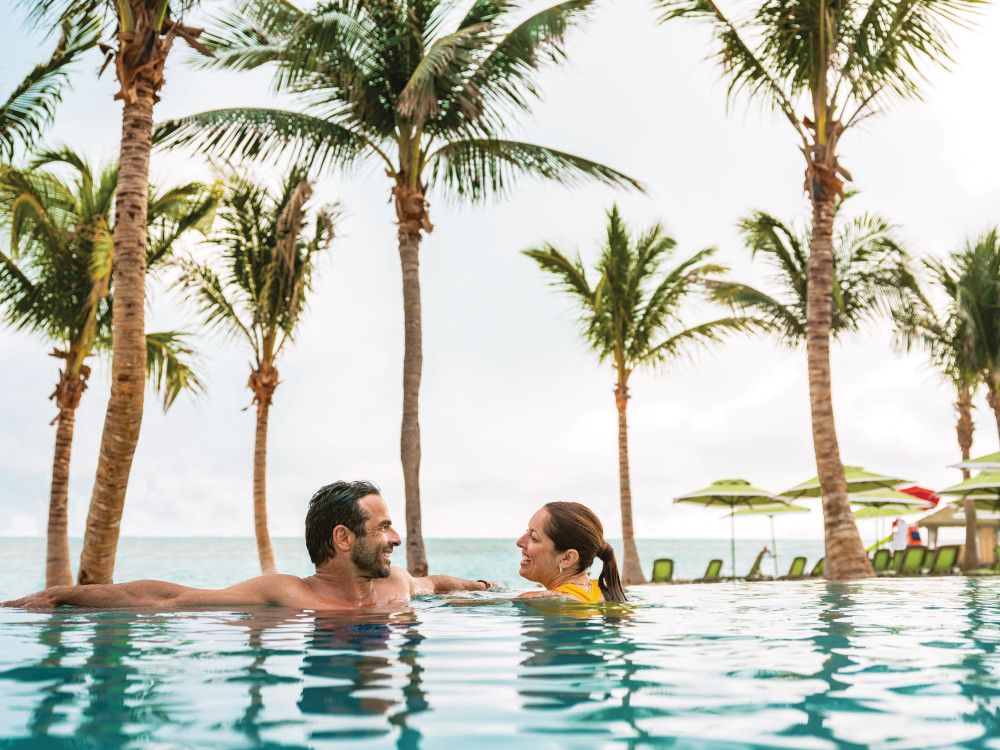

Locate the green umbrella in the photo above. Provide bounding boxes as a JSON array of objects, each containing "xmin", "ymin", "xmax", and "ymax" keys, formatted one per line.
[
  {"xmin": 781, "ymin": 465, "xmax": 907, "ymax": 499},
  {"xmin": 733, "ymin": 503, "xmax": 809, "ymax": 577},
  {"xmin": 938, "ymin": 473, "xmax": 1000, "ymax": 514},
  {"xmin": 674, "ymin": 479, "xmax": 788, "ymax": 578},
  {"xmin": 850, "ymin": 488, "xmax": 932, "ymax": 549},
  {"xmin": 951, "ymin": 451, "xmax": 1000, "ymax": 473},
  {"xmin": 854, "ymin": 503, "xmax": 927, "ymax": 519}
]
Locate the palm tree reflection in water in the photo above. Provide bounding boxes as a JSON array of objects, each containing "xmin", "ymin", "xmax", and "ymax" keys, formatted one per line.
[
  {"xmin": 958, "ymin": 580, "xmax": 1000, "ymax": 736},
  {"xmin": 232, "ymin": 609, "xmax": 428, "ymax": 749},
  {"xmin": 517, "ymin": 606, "xmax": 651, "ymax": 745}
]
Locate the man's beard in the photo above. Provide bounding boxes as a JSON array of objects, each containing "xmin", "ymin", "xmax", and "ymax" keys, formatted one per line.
[{"xmin": 352, "ymin": 536, "xmax": 392, "ymax": 579}]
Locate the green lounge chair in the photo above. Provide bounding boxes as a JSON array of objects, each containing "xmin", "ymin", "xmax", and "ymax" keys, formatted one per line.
[
  {"xmin": 809, "ymin": 558, "xmax": 824, "ymax": 577},
  {"xmin": 889, "ymin": 550, "xmax": 906, "ymax": 574},
  {"xmin": 965, "ymin": 544, "xmax": 1000, "ymax": 576},
  {"xmin": 925, "ymin": 545, "xmax": 959, "ymax": 576},
  {"xmin": 894, "ymin": 545, "xmax": 927, "ymax": 576},
  {"xmin": 651, "ymin": 558, "xmax": 675, "ymax": 583},
  {"xmin": 743, "ymin": 549, "xmax": 770, "ymax": 581},
  {"xmin": 871, "ymin": 548, "xmax": 891, "ymax": 572},
  {"xmin": 694, "ymin": 559, "xmax": 723, "ymax": 583},
  {"xmin": 779, "ymin": 556, "xmax": 807, "ymax": 580}
]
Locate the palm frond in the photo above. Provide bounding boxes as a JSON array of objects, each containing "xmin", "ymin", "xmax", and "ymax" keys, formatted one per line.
[
  {"xmin": 145, "ymin": 330, "xmax": 204, "ymax": 411},
  {"xmin": 709, "ymin": 280, "xmax": 802, "ymax": 342},
  {"xmin": 428, "ymin": 138, "xmax": 642, "ymax": 203},
  {"xmin": 642, "ymin": 317, "xmax": 757, "ymax": 367},
  {"xmin": 0, "ymin": 14, "xmax": 99, "ymax": 160},
  {"xmin": 154, "ymin": 108, "xmax": 374, "ymax": 172},
  {"xmin": 174, "ymin": 257, "xmax": 258, "ymax": 349}
]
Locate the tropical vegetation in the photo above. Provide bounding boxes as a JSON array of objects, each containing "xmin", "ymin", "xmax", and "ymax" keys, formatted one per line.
[
  {"xmin": 897, "ymin": 232, "xmax": 1000, "ymax": 568},
  {"xmin": 524, "ymin": 205, "xmax": 753, "ymax": 584},
  {"xmin": 654, "ymin": 0, "xmax": 981, "ymax": 579},
  {"xmin": 0, "ymin": 147, "xmax": 213, "ymax": 586},
  {"xmin": 24, "ymin": 0, "xmax": 212, "ymax": 585},
  {"xmin": 175, "ymin": 170, "xmax": 336, "ymax": 574},
  {"xmin": 154, "ymin": 0, "xmax": 641, "ymax": 575}
]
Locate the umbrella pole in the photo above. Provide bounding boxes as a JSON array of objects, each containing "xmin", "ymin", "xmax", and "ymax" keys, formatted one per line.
[
  {"xmin": 770, "ymin": 514, "xmax": 778, "ymax": 578},
  {"xmin": 731, "ymin": 509, "xmax": 736, "ymax": 579}
]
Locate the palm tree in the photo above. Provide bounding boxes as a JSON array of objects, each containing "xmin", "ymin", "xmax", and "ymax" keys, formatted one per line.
[
  {"xmin": 155, "ymin": 0, "xmax": 642, "ymax": 576},
  {"xmin": 0, "ymin": 147, "xmax": 213, "ymax": 587},
  {"xmin": 894, "ymin": 279, "xmax": 981, "ymax": 569},
  {"xmin": 928, "ymin": 232, "xmax": 1000, "ymax": 440},
  {"xmin": 655, "ymin": 0, "xmax": 979, "ymax": 579},
  {"xmin": 27, "ymin": 0, "xmax": 211, "ymax": 585},
  {"xmin": 1, "ymin": 14, "xmax": 98, "ymax": 160},
  {"xmin": 175, "ymin": 171, "xmax": 336, "ymax": 575},
  {"xmin": 711, "ymin": 200, "xmax": 919, "ymax": 345},
  {"xmin": 524, "ymin": 205, "xmax": 752, "ymax": 584}
]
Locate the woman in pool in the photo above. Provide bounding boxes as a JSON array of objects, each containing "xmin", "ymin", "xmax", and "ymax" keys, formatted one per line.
[{"xmin": 516, "ymin": 501, "xmax": 627, "ymax": 603}]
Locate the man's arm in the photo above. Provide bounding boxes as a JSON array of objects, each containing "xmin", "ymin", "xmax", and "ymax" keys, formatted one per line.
[
  {"xmin": 2, "ymin": 575, "xmax": 308, "ymax": 610},
  {"xmin": 409, "ymin": 574, "xmax": 493, "ymax": 595}
]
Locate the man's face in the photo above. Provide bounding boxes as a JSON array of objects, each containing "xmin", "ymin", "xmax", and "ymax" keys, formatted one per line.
[{"xmin": 350, "ymin": 494, "xmax": 402, "ymax": 579}]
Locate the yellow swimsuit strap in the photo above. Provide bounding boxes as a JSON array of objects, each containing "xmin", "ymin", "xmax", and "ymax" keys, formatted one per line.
[{"xmin": 553, "ymin": 579, "xmax": 602, "ymax": 603}]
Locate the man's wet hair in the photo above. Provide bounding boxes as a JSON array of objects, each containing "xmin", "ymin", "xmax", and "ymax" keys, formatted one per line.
[{"xmin": 305, "ymin": 480, "xmax": 380, "ymax": 566}]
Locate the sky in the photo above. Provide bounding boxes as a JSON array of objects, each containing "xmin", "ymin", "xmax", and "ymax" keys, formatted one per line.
[{"xmin": 1, "ymin": 0, "xmax": 999, "ymax": 546}]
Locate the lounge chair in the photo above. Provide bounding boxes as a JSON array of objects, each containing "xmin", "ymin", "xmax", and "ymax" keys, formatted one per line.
[
  {"xmin": 693, "ymin": 559, "xmax": 724, "ymax": 583},
  {"xmin": 887, "ymin": 550, "xmax": 906, "ymax": 574},
  {"xmin": 965, "ymin": 544, "xmax": 1000, "ymax": 576},
  {"xmin": 809, "ymin": 558, "xmax": 824, "ymax": 577},
  {"xmin": 870, "ymin": 548, "xmax": 891, "ymax": 573},
  {"xmin": 779, "ymin": 556, "xmax": 807, "ymax": 580},
  {"xmin": 925, "ymin": 545, "xmax": 959, "ymax": 576},
  {"xmin": 886, "ymin": 545, "xmax": 926, "ymax": 576},
  {"xmin": 651, "ymin": 558, "xmax": 675, "ymax": 583},
  {"xmin": 742, "ymin": 549, "xmax": 770, "ymax": 581}
]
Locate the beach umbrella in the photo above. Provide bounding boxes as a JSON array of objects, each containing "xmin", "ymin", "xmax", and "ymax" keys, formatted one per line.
[
  {"xmin": 733, "ymin": 503, "xmax": 809, "ymax": 577},
  {"xmin": 674, "ymin": 479, "xmax": 788, "ymax": 578},
  {"xmin": 951, "ymin": 451, "xmax": 1000, "ymax": 473},
  {"xmin": 854, "ymin": 503, "xmax": 929, "ymax": 519},
  {"xmin": 937, "ymin": 473, "xmax": 1000, "ymax": 515},
  {"xmin": 780, "ymin": 465, "xmax": 907, "ymax": 500}
]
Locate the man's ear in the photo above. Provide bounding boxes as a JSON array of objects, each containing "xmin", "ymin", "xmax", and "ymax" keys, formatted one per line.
[{"xmin": 332, "ymin": 525, "xmax": 354, "ymax": 552}]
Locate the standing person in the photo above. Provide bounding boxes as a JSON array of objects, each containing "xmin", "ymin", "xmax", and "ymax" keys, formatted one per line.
[{"xmin": 891, "ymin": 519, "xmax": 909, "ymax": 553}]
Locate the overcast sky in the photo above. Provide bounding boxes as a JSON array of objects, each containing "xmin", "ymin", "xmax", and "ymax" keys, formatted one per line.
[{"xmin": 2, "ymin": 0, "xmax": 999, "ymax": 545}]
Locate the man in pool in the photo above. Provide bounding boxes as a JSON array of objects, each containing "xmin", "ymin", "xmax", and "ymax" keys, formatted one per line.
[{"xmin": 2, "ymin": 480, "xmax": 492, "ymax": 611}]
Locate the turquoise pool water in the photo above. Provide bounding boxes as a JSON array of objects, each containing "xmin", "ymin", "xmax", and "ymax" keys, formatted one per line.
[{"xmin": 2, "ymin": 540, "xmax": 998, "ymax": 748}]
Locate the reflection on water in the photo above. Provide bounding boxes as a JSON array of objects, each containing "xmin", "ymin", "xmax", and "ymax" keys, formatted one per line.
[{"xmin": 4, "ymin": 580, "xmax": 1000, "ymax": 748}]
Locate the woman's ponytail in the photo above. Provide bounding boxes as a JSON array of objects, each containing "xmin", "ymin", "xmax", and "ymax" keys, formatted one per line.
[{"xmin": 597, "ymin": 542, "xmax": 627, "ymax": 602}]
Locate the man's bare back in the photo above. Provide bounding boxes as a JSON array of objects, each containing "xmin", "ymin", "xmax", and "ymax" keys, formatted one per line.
[{"xmin": 2, "ymin": 482, "xmax": 491, "ymax": 612}]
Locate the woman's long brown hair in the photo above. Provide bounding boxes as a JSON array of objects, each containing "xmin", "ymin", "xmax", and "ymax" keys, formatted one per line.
[{"xmin": 543, "ymin": 501, "xmax": 627, "ymax": 602}]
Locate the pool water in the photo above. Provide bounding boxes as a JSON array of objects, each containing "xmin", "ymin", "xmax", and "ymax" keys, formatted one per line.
[{"xmin": 3, "ymin": 575, "xmax": 1000, "ymax": 748}]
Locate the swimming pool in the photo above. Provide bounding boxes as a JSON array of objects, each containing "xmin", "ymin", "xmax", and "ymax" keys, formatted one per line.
[{"xmin": 2, "ymin": 575, "xmax": 1000, "ymax": 749}]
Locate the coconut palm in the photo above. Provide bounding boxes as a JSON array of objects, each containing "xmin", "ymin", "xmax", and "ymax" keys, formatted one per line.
[
  {"xmin": 26, "ymin": 0, "xmax": 211, "ymax": 585},
  {"xmin": 0, "ymin": 147, "xmax": 213, "ymax": 587},
  {"xmin": 524, "ymin": 205, "xmax": 752, "ymax": 584},
  {"xmin": 926, "ymin": 232, "xmax": 1000, "ymax": 440},
  {"xmin": 655, "ymin": 0, "xmax": 980, "ymax": 579},
  {"xmin": 175, "ymin": 171, "xmax": 336, "ymax": 575},
  {"xmin": 1, "ymin": 14, "xmax": 98, "ymax": 160},
  {"xmin": 894, "ymin": 274, "xmax": 981, "ymax": 569},
  {"xmin": 155, "ymin": 0, "xmax": 641, "ymax": 575},
  {"xmin": 711, "ymin": 200, "xmax": 920, "ymax": 342}
]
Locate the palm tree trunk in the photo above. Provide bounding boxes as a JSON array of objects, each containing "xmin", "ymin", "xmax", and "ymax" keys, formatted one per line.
[
  {"xmin": 956, "ymin": 383, "xmax": 979, "ymax": 569},
  {"xmin": 77, "ymin": 79, "xmax": 155, "ymax": 585},
  {"xmin": 615, "ymin": 377, "xmax": 646, "ymax": 584},
  {"xmin": 806, "ymin": 193, "xmax": 873, "ymax": 580},
  {"xmin": 395, "ymin": 182, "xmax": 429, "ymax": 576},
  {"xmin": 46, "ymin": 406, "xmax": 75, "ymax": 588},
  {"xmin": 250, "ymin": 362, "xmax": 278, "ymax": 574}
]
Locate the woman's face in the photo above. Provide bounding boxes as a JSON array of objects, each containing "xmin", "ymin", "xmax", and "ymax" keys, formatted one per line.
[{"xmin": 516, "ymin": 508, "xmax": 564, "ymax": 584}]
